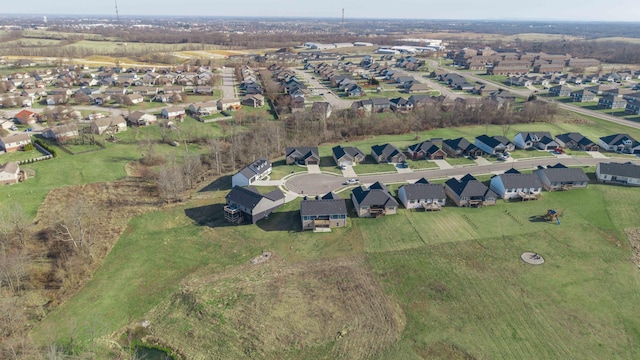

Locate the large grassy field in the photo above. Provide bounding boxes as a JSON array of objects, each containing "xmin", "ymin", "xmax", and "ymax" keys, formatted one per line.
[{"xmin": 31, "ymin": 181, "xmax": 640, "ymax": 359}]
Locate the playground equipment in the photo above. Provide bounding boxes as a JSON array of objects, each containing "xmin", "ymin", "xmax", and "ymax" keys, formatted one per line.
[{"xmin": 544, "ymin": 209, "xmax": 563, "ymax": 225}]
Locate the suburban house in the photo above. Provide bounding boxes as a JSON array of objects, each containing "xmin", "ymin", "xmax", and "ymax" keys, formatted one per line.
[
  {"xmin": 0, "ymin": 162, "xmax": 20, "ymax": 185},
  {"xmin": 371, "ymin": 143, "xmax": 406, "ymax": 163},
  {"xmin": 598, "ymin": 95, "xmax": 627, "ymax": 109},
  {"xmin": 188, "ymin": 101, "xmax": 219, "ymax": 116},
  {"xmin": 514, "ymin": 132, "xmax": 556, "ymax": 150},
  {"xmin": 300, "ymin": 192, "xmax": 348, "ymax": 231},
  {"xmin": 570, "ymin": 89, "xmax": 597, "ymax": 103},
  {"xmin": 389, "ymin": 97, "xmax": 413, "ymax": 113},
  {"xmin": 241, "ymin": 94, "xmax": 265, "ymax": 108},
  {"xmin": 407, "ymin": 141, "xmax": 446, "ymax": 160},
  {"xmin": 397, "ymin": 178, "xmax": 446, "ymax": 210},
  {"xmin": 555, "ymin": 132, "xmax": 599, "ymax": 151},
  {"xmin": 599, "ymin": 134, "xmax": 640, "ymax": 154},
  {"xmin": 534, "ymin": 164, "xmax": 589, "ymax": 191},
  {"xmin": 445, "ymin": 174, "xmax": 497, "ymax": 207},
  {"xmin": 90, "ymin": 115, "xmax": 127, "ymax": 134},
  {"xmin": 332, "ymin": 145, "xmax": 365, "ymax": 166},
  {"xmin": 442, "ymin": 137, "xmax": 483, "ymax": 158},
  {"xmin": 548, "ymin": 85, "xmax": 572, "ymax": 97},
  {"xmin": 231, "ymin": 158, "xmax": 272, "ymax": 188},
  {"xmin": 127, "ymin": 111, "xmax": 157, "ymax": 126},
  {"xmin": 217, "ymin": 98, "xmax": 241, "ymax": 111},
  {"xmin": 161, "ymin": 106, "xmax": 186, "ymax": 120},
  {"xmin": 42, "ymin": 124, "xmax": 79, "ymax": 143},
  {"xmin": 0, "ymin": 133, "xmax": 31, "ymax": 152},
  {"xmin": 124, "ymin": 93, "xmax": 144, "ymax": 104},
  {"xmin": 224, "ymin": 186, "xmax": 285, "ymax": 224},
  {"xmin": 489, "ymin": 169, "xmax": 543, "ymax": 200},
  {"xmin": 475, "ymin": 134, "xmax": 508, "ymax": 155},
  {"xmin": 285, "ymin": 146, "xmax": 320, "ymax": 165},
  {"xmin": 596, "ymin": 162, "xmax": 640, "ymax": 186},
  {"xmin": 370, "ymin": 98, "xmax": 392, "ymax": 112},
  {"xmin": 14, "ymin": 109, "xmax": 39, "ymax": 125},
  {"xmin": 351, "ymin": 181, "xmax": 399, "ymax": 218}
]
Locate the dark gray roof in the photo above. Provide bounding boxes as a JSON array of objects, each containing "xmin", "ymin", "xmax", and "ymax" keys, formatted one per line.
[
  {"xmin": 519, "ymin": 132, "xmax": 552, "ymax": 142},
  {"xmin": 493, "ymin": 135, "xmax": 513, "ymax": 146},
  {"xmin": 415, "ymin": 178, "xmax": 430, "ymax": 184},
  {"xmin": 300, "ymin": 198, "xmax": 347, "ymax": 216},
  {"xmin": 408, "ymin": 141, "xmax": 441, "ymax": 154},
  {"xmin": 476, "ymin": 134, "xmax": 501, "ymax": 148},
  {"xmin": 400, "ymin": 183, "xmax": 445, "ymax": 200},
  {"xmin": 321, "ymin": 192, "xmax": 339, "ymax": 200},
  {"xmin": 372, "ymin": 143, "xmax": 402, "ymax": 158},
  {"xmin": 444, "ymin": 137, "xmax": 477, "ymax": 152},
  {"xmin": 286, "ymin": 146, "xmax": 319, "ymax": 160},
  {"xmin": 600, "ymin": 134, "xmax": 639, "ymax": 147},
  {"xmin": 496, "ymin": 173, "xmax": 542, "ymax": 189},
  {"xmin": 263, "ymin": 189, "xmax": 285, "ymax": 202},
  {"xmin": 226, "ymin": 186, "xmax": 264, "ymax": 210},
  {"xmin": 333, "ymin": 145, "xmax": 364, "ymax": 160},
  {"xmin": 370, "ymin": 97, "xmax": 391, "ymax": 106},
  {"xmin": 445, "ymin": 174, "xmax": 497, "ymax": 199},
  {"xmin": 598, "ymin": 162, "xmax": 640, "ymax": 178},
  {"xmin": 536, "ymin": 167, "xmax": 589, "ymax": 182},
  {"xmin": 504, "ymin": 168, "xmax": 521, "ymax": 174},
  {"xmin": 556, "ymin": 132, "xmax": 596, "ymax": 146},
  {"xmin": 238, "ymin": 158, "xmax": 271, "ymax": 179},
  {"xmin": 352, "ymin": 184, "xmax": 398, "ymax": 207}
]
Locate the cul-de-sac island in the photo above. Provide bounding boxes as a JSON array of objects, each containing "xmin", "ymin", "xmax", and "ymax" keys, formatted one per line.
[{"xmin": 2, "ymin": 4, "xmax": 640, "ymax": 359}]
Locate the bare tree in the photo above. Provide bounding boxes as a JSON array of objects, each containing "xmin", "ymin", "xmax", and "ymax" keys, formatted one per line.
[
  {"xmin": 156, "ymin": 154, "xmax": 186, "ymax": 203},
  {"xmin": 53, "ymin": 198, "xmax": 97, "ymax": 258}
]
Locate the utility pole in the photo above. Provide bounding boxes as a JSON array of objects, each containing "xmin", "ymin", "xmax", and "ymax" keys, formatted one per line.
[{"xmin": 114, "ymin": 0, "xmax": 120, "ymax": 23}]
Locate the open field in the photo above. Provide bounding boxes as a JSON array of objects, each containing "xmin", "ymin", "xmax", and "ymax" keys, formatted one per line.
[{"xmin": 30, "ymin": 181, "xmax": 640, "ymax": 358}]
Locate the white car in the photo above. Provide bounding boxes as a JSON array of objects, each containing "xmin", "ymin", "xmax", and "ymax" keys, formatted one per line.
[{"xmin": 343, "ymin": 178, "xmax": 359, "ymax": 185}]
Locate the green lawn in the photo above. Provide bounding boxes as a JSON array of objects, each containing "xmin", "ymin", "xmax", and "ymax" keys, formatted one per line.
[
  {"xmin": 445, "ymin": 156, "xmax": 476, "ymax": 166},
  {"xmin": 508, "ymin": 149, "xmax": 555, "ymax": 159},
  {"xmin": 269, "ymin": 159, "xmax": 307, "ymax": 180},
  {"xmin": 31, "ymin": 184, "xmax": 640, "ymax": 359},
  {"xmin": 405, "ymin": 159, "xmax": 439, "ymax": 170},
  {"xmin": 0, "ymin": 148, "xmax": 43, "ymax": 163},
  {"xmin": 353, "ymin": 156, "xmax": 398, "ymax": 175}
]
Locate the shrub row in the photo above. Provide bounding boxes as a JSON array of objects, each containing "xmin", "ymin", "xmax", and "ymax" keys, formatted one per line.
[
  {"xmin": 34, "ymin": 139, "xmax": 57, "ymax": 158},
  {"xmin": 17, "ymin": 155, "xmax": 53, "ymax": 165}
]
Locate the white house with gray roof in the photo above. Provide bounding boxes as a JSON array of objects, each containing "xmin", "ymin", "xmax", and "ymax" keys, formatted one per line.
[
  {"xmin": 397, "ymin": 178, "xmax": 446, "ymax": 209},
  {"xmin": 231, "ymin": 158, "xmax": 272, "ymax": 188},
  {"xmin": 534, "ymin": 164, "xmax": 589, "ymax": 191},
  {"xmin": 490, "ymin": 169, "xmax": 543, "ymax": 200},
  {"xmin": 596, "ymin": 162, "xmax": 640, "ymax": 186}
]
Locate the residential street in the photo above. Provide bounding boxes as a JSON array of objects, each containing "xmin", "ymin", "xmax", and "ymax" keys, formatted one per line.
[
  {"xmin": 294, "ymin": 69, "xmax": 353, "ymax": 109},
  {"xmin": 284, "ymin": 156, "xmax": 640, "ymax": 196},
  {"xmin": 221, "ymin": 67, "xmax": 237, "ymax": 99}
]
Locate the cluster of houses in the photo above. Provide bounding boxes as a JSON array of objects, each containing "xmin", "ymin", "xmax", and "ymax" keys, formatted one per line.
[
  {"xmin": 548, "ymin": 83, "xmax": 640, "ymax": 114},
  {"xmin": 305, "ymin": 59, "xmax": 430, "ymax": 99},
  {"xmin": 0, "ymin": 63, "xmax": 221, "ymax": 108},
  {"xmin": 223, "ymin": 131, "xmax": 640, "ymax": 229},
  {"xmin": 448, "ymin": 47, "xmax": 601, "ymax": 76},
  {"xmin": 224, "ymin": 155, "xmax": 639, "ymax": 230}
]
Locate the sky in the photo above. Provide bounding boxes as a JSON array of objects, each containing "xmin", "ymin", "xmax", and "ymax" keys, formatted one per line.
[{"xmin": 3, "ymin": 0, "xmax": 640, "ymax": 22}]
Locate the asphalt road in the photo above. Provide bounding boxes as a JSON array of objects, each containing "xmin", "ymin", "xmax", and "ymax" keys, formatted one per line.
[
  {"xmin": 294, "ymin": 69, "xmax": 353, "ymax": 110},
  {"xmin": 285, "ymin": 156, "xmax": 640, "ymax": 196},
  {"xmin": 221, "ymin": 67, "xmax": 237, "ymax": 99}
]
